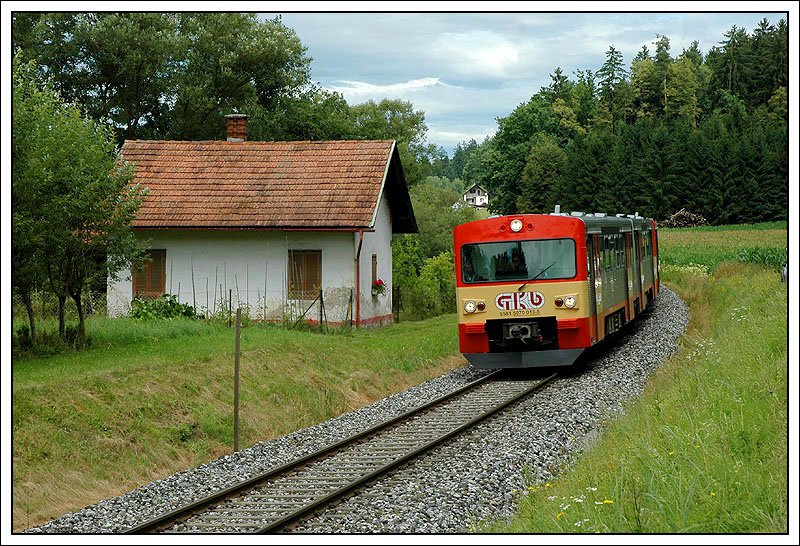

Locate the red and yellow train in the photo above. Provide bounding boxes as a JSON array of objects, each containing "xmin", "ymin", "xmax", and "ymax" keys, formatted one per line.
[{"xmin": 453, "ymin": 210, "xmax": 660, "ymax": 368}]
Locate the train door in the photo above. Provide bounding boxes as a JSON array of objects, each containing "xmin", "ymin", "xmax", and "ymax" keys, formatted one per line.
[
  {"xmin": 652, "ymin": 226, "xmax": 660, "ymax": 296},
  {"xmin": 591, "ymin": 234, "xmax": 604, "ymax": 342},
  {"xmin": 633, "ymin": 229, "xmax": 644, "ymax": 314},
  {"xmin": 623, "ymin": 232, "xmax": 633, "ymax": 321}
]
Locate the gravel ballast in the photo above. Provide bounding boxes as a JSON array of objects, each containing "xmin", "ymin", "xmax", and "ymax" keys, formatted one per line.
[{"xmin": 25, "ymin": 286, "xmax": 688, "ymax": 534}]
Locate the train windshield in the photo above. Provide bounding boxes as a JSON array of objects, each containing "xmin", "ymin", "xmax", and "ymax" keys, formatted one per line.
[{"xmin": 461, "ymin": 238, "xmax": 576, "ymax": 283}]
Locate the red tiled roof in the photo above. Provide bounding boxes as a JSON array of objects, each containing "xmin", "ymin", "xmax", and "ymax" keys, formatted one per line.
[{"xmin": 121, "ymin": 139, "xmax": 406, "ymax": 230}]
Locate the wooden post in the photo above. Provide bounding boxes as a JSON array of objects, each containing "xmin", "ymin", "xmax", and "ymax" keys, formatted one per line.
[{"xmin": 233, "ymin": 307, "xmax": 241, "ymax": 452}]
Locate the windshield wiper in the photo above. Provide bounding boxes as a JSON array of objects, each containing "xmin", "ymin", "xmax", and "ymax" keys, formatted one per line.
[{"xmin": 518, "ymin": 260, "xmax": 558, "ymax": 291}]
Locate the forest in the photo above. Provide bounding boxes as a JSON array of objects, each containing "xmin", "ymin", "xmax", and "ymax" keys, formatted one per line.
[
  {"xmin": 13, "ymin": 13, "xmax": 788, "ymax": 226},
  {"xmin": 439, "ymin": 21, "xmax": 788, "ymax": 225}
]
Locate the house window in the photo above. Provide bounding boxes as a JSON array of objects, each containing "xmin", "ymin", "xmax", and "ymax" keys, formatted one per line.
[
  {"xmin": 372, "ymin": 254, "xmax": 378, "ymax": 286},
  {"xmin": 132, "ymin": 249, "xmax": 166, "ymax": 298},
  {"xmin": 288, "ymin": 250, "xmax": 322, "ymax": 300}
]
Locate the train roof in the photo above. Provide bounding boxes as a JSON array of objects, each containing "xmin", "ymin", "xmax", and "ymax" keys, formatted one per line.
[
  {"xmin": 474, "ymin": 212, "xmax": 654, "ymax": 233},
  {"xmin": 555, "ymin": 212, "xmax": 654, "ymax": 234}
]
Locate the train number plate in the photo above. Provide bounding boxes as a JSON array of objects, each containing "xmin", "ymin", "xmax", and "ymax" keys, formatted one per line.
[{"xmin": 499, "ymin": 309, "xmax": 541, "ymax": 317}]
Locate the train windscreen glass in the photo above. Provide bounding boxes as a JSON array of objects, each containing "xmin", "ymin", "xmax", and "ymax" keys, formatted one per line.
[{"xmin": 461, "ymin": 238, "xmax": 577, "ymax": 283}]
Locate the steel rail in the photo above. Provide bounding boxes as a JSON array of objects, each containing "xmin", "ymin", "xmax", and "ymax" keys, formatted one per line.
[
  {"xmin": 257, "ymin": 372, "xmax": 558, "ymax": 533},
  {"xmin": 126, "ymin": 370, "xmax": 502, "ymax": 534}
]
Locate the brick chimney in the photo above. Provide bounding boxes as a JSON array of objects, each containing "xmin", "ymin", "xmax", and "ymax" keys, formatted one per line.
[{"xmin": 225, "ymin": 113, "xmax": 248, "ymax": 142}]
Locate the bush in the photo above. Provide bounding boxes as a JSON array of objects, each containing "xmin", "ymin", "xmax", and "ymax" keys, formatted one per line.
[
  {"xmin": 397, "ymin": 251, "xmax": 456, "ymax": 321},
  {"xmin": 14, "ymin": 325, "xmax": 32, "ymax": 351},
  {"xmin": 130, "ymin": 294, "xmax": 196, "ymax": 320}
]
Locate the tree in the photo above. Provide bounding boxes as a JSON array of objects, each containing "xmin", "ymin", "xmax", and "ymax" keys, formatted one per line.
[
  {"xmin": 171, "ymin": 14, "xmax": 313, "ymax": 140},
  {"xmin": 447, "ymin": 139, "xmax": 479, "ymax": 181},
  {"xmin": 517, "ymin": 135, "xmax": 567, "ymax": 214},
  {"xmin": 541, "ymin": 67, "xmax": 573, "ymax": 103},
  {"xmin": 350, "ymin": 99, "xmax": 431, "ymax": 185},
  {"xmin": 251, "ymin": 85, "xmax": 353, "ymax": 141},
  {"xmin": 14, "ymin": 13, "xmax": 184, "ymax": 139},
  {"xmin": 13, "ymin": 53, "xmax": 145, "ymax": 343},
  {"xmin": 407, "ymin": 184, "xmax": 478, "ymax": 259},
  {"xmin": 14, "ymin": 13, "xmax": 317, "ymax": 142},
  {"xmin": 665, "ymin": 57, "xmax": 700, "ymax": 123},
  {"xmin": 572, "ymin": 70, "xmax": 599, "ymax": 128}
]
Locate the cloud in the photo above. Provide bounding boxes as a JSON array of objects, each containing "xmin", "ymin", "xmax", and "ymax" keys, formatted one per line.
[
  {"xmin": 267, "ymin": 11, "xmax": 787, "ymax": 154},
  {"xmin": 328, "ymin": 77, "xmax": 443, "ymax": 100},
  {"xmin": 430, "ymin": 31, "xmax": 521, "ymax": 79}
]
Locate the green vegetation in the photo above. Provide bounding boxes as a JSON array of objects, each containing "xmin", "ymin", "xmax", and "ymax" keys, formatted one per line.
[
  {"xmin": 485, "ymin": 224, "xmax": 787, "ymax": 533},
  {"xmin": 12, "ymin": 52, "xmax": 145, "ymax": 346},
  {"xmin": 12, "ymin": 314, "xmax": 463, "ymax": 531},
  {"xmin": 658, "ymin": 221, "xmax": 787, "ymax": 271},
  {"xmin": 459, "ymin": 21, "xmax": 787, "ymax": 226},
  {"xmin": 130, "ymin": 294, "xmax": 197, "ymax": 320}
]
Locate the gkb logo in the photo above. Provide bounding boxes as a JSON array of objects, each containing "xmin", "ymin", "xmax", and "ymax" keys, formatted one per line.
[{"xmin": 495, "ymin": 291, "xmax": 545, "ymax": 311}]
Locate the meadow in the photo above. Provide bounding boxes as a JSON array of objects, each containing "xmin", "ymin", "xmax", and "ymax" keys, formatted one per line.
[
  {"xmin": 12, "ymin": 222, "xmax": 788, "ymax": 533},
  {"xmin": 486, "ymin": 222, "xmax": 788, "ymax": 533}
]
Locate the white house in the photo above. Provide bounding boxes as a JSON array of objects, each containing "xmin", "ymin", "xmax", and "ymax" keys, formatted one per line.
[
  {"xmin": 108, "ymin": 114, "xmax": 417, "ymax": 327},
  {"xmin": 462, "ymin": 183, "xmax": 489, "ymax": 208}
]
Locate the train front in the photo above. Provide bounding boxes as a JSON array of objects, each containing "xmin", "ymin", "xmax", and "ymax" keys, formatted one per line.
[{"xmin": 454, "ymin": 214, "xmax": 592, "ymax": 368}]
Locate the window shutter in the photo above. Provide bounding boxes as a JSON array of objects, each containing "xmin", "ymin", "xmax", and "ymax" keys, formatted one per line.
[
  {"xmin": 133, "ymin": 264, "xmax": 148, "ymax": 296},
  {"xmin": 132, "ymin": 249, "xmax": 166, "ymax": 297},
  {"xmin": 150, "ymin": 250, "xmax": 166, "ymax": 295},
  {"xmin": 288, "ymin": 250, "xmax": 321, "ymax": 299}
]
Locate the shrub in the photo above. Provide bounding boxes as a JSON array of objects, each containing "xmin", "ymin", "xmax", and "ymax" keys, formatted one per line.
[
  {"xmin": 397, "ymin": 251, "xmax": 456, "ymax": 321},
  {"xmin": 130, "ymin": 294, "xmax": 196, "ymax": 320},
  {"xmin": 14, "ymin": 325, "xmax": 32, "ymax": 351}
]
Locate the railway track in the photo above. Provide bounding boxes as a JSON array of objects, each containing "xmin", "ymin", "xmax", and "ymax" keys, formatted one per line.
[{"xmin": 127, "ymin": 370, "xmax": 558, "ymax": 534}]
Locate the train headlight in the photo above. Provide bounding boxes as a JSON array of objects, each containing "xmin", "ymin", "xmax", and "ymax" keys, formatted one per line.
[
  {"xmin": 464, "ymin": 300, "xmax": 477, "ymax": 314},
  {"xmin": 510, "ymin": 219, "xmax": 523, "ymax": 232},
  {"xmin": 564, "ymin": 295, "xmax": 577, "ymax": 308}
]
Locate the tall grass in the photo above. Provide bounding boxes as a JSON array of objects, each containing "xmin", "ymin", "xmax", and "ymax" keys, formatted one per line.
[
  {"xmin": 658, "ymin": 221, "xmax": 786, "ymax": 271},
  {"xmin": 484, "ymin": 224, "xmax": 788, "ymax": 533}
]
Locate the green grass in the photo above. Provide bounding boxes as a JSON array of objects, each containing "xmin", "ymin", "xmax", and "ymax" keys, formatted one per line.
[
  {"xmin": 483, "ymin": 224, "xmax": 788, "ymax": 533},
  {"xmin": 12, "ymin": 315, "xmax": 464, "ymax": 531},
  {"xmin": 657, "ymin": 221, "xmax": 787, "ymax": 271}
]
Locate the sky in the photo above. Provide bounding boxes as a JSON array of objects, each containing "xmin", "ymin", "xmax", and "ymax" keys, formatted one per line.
[{"xmin": 261, "ymin": 4, "xmax": 792, "ymax": 154}]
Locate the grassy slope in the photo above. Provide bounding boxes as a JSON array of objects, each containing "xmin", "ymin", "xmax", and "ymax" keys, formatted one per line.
[{"xmin": 12, "ymin": 315, "xmax": 464, "ymax": 530}]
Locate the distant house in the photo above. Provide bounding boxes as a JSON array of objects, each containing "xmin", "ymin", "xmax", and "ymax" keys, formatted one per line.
[
  {"xmin": 462, "ymin": 183, "xmax": 489, "ymax": 208},
  {"xmin": 108, "ymin": 114, "xmax": 417, "ymax": 327}
]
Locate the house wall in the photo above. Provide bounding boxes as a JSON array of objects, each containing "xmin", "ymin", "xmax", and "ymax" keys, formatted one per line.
[
  {"xmin": 356, "ymin": 195, "xmax": 393, "ymax": 326},
  {"xmin": 108, "ymin": 230, "xmax": 357, "ymax": 324},
  {"xmin": 107, "ymin": 195, "xmax": 396, "ymax": 327}
]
